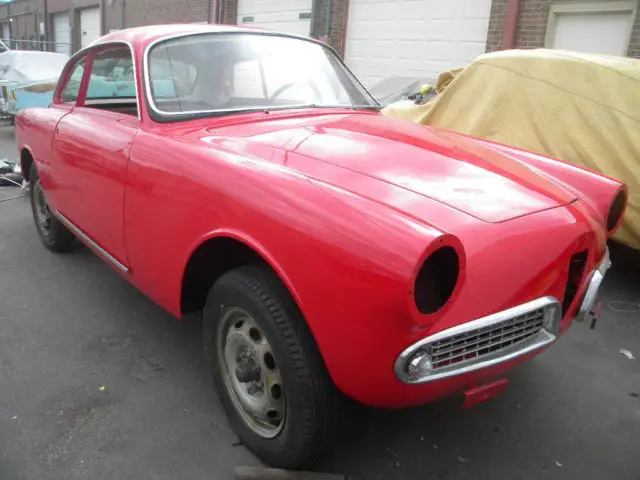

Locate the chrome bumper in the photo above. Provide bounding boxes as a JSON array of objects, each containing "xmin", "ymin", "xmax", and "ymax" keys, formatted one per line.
[
  {"xmin": 576, "ymin": 248, "xmax": 611, "ymax": 322},
  {"xmin": 395, "ymin": 297, "xmax": 562, "ymax": 384}
]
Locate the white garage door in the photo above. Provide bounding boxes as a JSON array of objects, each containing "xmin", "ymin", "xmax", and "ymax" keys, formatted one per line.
[
  {"xmin": 52, "ymin": 13, "xmax": 71, "ymax": 56},
  {"xmin": 237, "ymin": 0, "xmax": 312, "ymax": 37},
  {"xmin": 551, "ymin": 12, "xmax": 634, "ymax": 56},
  {"xmin": 80, "ymin": 7, "xmax": 101, "ymax": 49},
  {"xmin": 345, "ymin": 0, "xmax": 492, "ymax": 88}
]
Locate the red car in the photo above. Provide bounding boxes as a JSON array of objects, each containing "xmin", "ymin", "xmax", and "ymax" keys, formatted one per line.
[{"xmin": 16, "ymin": 24, "xmax": 627, "ymax": 469}]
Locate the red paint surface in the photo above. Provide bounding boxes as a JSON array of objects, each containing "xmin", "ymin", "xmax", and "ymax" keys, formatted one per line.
[
  {"xmin": 15, "ymin": 25, "xmax": 626, "ymax": 408},
  {"xmin": 463, "ymin": 378, "xmax": 509, "ymax": 409}
]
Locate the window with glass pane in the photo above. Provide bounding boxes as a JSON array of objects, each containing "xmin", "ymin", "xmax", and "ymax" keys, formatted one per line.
[
  {"xmin": 85, "ymin": 48, "xmax": 137, "ymax": 100},
  {"xmin": 146, "ymin": 33, "xmax": 376, "ymax": 115},
  {"xmin": 61, "ymin": 59, "xmax": 86, "ymax": 103}
]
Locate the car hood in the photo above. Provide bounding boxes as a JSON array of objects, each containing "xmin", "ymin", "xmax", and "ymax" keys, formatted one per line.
[{"xmin": 205, "ymin": 112, "xmax": 577, "ymax": 223}]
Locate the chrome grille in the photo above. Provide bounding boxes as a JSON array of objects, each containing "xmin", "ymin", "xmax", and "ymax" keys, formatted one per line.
[{"xmin": 429, "ymin": 308, "xmax": 546, "ymax": 370}]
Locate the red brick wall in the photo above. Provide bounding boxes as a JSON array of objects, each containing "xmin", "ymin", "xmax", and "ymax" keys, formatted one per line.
[
  {"xmin": 514, "ymin": 0, "xmax": 550, "ymax": 48},
  {"xmin": 312, "ymin": 0, "xmax": 348, "ymax": 54},
  {"xmin": 327, "ymin": 0, "xmax": 348, "ymax": 54},
  {"xmin": 487, "ymin": 0, "xmax": 551, "ymax": 52},
  {"xmin": 487, "ymin": 0, "xmax": 639, "ymax": 59},
  {"xmin": 120, "ymin": 0, "xmax": 210, "ymax": 29},
  {"xmin": 486, "ymin": 0, "xmax": 509, "ymax": 52},
  {"xmin": 219, "ymin": 0, "xmax": 237, "ymax": 24}
]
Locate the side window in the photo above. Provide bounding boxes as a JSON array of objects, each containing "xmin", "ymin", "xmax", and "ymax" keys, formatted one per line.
[
  {"xmin": 61, "ymin": 59, "xmax": 86, "ymax": 103},
  {"xmin": 85, "ymin": 48, "xmax": 137, "ymax": 102}
]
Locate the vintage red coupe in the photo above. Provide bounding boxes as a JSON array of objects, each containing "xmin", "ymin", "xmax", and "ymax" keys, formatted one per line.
[{"xmin": 16, "ymin": 24, "xmax": 627, "ymax": 469}]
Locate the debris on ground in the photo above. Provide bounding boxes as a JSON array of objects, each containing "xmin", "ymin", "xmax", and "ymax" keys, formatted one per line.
[
  {"xmin": 555, "ymin": 460, "xmax": 563, "ymax": 467},
  {"xmin": 619, "ymin": 349, "xmax": 635, "ymax": 360},
  {"xmin": 0, "ymin": 158, "xmax": 24, "ymax": 187}
]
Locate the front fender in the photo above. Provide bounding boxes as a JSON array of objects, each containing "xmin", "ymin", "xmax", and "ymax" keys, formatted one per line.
[
  {"xmin": 181, "ymin": 227, "xmax": 305, "ymax": 311},
  {"xmin": 472, "ymin": 136, "xmax": 627, "ymax": 234}
]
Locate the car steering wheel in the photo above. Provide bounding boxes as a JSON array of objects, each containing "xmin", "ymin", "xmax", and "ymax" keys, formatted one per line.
[{"xmin": 269, "ymin": 80, "xmax": 321, "ymax": 103}]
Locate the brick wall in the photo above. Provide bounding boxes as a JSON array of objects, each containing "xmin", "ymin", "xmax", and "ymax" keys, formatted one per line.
[
  {"xmin": 515, "ymin": 0, "xmax": 549, "ymax": 48},
  {"xmin": 219, "ymin": 0, "xmax": 236, "ymax": 24},
  {"xmin": 326, "ymin": 0, "xmax": 348, "ymax": 54},
  {"xmin": 0, "ymin": 0, "xmax": 44, "ymax": 46},
  {"xmin": 121, "ymin": 0, "xmax": 210, "ymax": 29},
  {"xmin": 629, "ymin": 2, "xmax": 640, "ymax": 57},
  {"xmin": 486, "ymin": 0, "xmax": 508, "ymax": 52},
  {"xmin": 487, "ymin": 0, "xmax": 640, "ymax": 59},
  {"xmin": 310, "ymin": 0, "xmax": 348, "ymax": 54},
  {"xmin": 486, "ymin": 0, "xmax": 551, "ymax": 52}
]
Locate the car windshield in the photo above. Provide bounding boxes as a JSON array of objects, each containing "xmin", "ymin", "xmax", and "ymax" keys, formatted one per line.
[{"xmin": 146, "ymin": 33, "xmax": 378, "ymax": 117}]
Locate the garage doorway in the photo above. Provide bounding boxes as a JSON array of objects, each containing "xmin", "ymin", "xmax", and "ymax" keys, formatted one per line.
[
  {"xmin": 545, "ymin": 1, "xmax": 637, "ymax": 56},
  {"xmin": 80, "ymin": 7, "xmax": 101, "ymax": 49},
  {"xmin": 236, "ymin": 0, "xmax": 313, "ymax": 37},
  {"xmin": 344, "ymin": 0, "xmax": 492, "ymax": 88},
  {"xmin": 52, "ymin": 12, "xmax": 71, "ymax": 56}
]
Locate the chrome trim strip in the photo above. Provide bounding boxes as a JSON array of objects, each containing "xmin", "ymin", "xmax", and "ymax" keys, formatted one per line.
[
  {"xmin": 577, "ymin": 248, "xmax": 611, "ymax": 320},
  {"xmin": 394, "ymin": 296, "xmax": 562, "ymax": 384},
  {"xmin": 141, "ymin": 30, "xmax": 378, "ymax": 119},
  {"xmin": 56, "ymin": 212, "xmax": 129, "ymax": 274}
]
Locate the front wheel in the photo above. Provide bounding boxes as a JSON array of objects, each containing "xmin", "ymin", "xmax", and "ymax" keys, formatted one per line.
[
  {"xmin": 203, "ymin": 266, "xmax": 341, "ymax": 469},
  {"xmin": 30, "ymin": 164, "xmax": 75, "ymax": 253}
]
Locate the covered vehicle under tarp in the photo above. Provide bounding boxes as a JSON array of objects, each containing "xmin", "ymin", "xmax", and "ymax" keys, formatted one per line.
[
  {"xmin": 0, "ymin": 51, "xmax": 69, "ymax": 115},
  {"xmin": 383, "ymin": 49, "xmax": 640, "ymax": 250},
  {"xmin": 0, "ymin": 51, "xmax": 68, "ymax": 84}
]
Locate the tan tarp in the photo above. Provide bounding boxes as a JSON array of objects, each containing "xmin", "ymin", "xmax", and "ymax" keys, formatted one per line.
[{"xmin": 383, "ymin": 49, "xmax": 640, "ymax": 250}]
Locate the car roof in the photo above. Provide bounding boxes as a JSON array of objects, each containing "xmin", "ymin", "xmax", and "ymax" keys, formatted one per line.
[{"xmin": 89, "ymin": 23, "xmax": 307, "ymax": 51}]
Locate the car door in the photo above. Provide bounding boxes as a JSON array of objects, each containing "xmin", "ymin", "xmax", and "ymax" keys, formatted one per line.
[{"xmin": 51, "ymin": 44, "xmax": 140, "ymax": 270}]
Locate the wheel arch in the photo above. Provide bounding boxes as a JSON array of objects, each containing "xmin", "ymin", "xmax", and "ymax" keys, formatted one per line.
[
  {"xmin": 180, "ymin": 231, "xmax": 304, "ymax": 318},
  {"xmin": 20, "ymin": 146, "xmax": 36, "ymax": 182}
]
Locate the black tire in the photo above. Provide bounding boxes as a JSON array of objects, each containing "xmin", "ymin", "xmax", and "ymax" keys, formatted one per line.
[
  {"xmin": 29, "ymin": 163, "xmax": 75, "ymax": 253},
  {"xmin": 203, "ymin": 265, "xmax": 342, "ymax": 469}
]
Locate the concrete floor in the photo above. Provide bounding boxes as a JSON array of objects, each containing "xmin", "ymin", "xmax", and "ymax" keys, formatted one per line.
[{"xmin": 1, "ymin": 127, "xmax": 639, "ymax": 480}]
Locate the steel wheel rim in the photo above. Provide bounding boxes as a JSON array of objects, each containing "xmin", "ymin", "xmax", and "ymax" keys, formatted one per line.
[
  {"xmin": 33, "ymin": 179, "xmax": 52, "ymax": 237},
  {"xmin": 217, "ymin": 306, "xmax": 286, "ymax": 438}
]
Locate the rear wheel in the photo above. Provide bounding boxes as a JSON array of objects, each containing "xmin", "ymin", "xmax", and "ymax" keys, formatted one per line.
[
  {"xmin": 30, "ymin": 164, "xmax": 75, "ymax": 253},
  {"xmin": 203, "ymin": 265, "xmax": 341, "ymax": 469}
]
